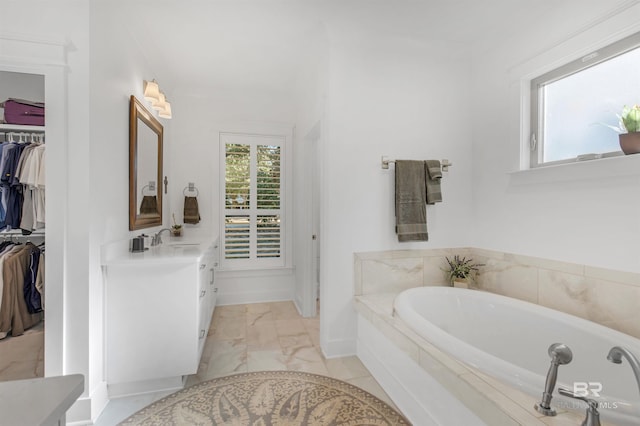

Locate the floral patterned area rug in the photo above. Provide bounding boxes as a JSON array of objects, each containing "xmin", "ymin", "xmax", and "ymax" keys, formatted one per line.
[{"xmin": 120, "ymin": 370, "xmax": 411, "ymax": 425}]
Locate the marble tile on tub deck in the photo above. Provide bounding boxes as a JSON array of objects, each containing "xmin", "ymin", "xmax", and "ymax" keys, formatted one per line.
[
  {"xmin": 508, "ymin": 253, "xmax": 583, "ymax": 276},
  {"xmin": 476, "ymin": 258, "xmax": 539, "ymax": 304},
  {"xmin": 538, "ymin": 270, "xmax": 640, "ymax": 327},
  {"xmin": 601, "ymin": 317, "xmax": 640, "ymax": 340},
  {"xmin": 460, "ymin": 373, "xmax": 541, "ymax": 425},
  {"xmin": 423, "ymin": 256, "xmax": 450, "ymax": 286},
  {"xmin": 373, "ymin": 315, "xmax": 420, "ymax": 362},
  {"xmin": 585, "ymin": 265, "xmax": 640, "ymax": 287},
  {"xmin": 537, "ymin": 270, "xmax": 590, "ymax": 319},
  {"xmin": 361, "ymin": 258, "xmax": 423, "ymax": 295}
]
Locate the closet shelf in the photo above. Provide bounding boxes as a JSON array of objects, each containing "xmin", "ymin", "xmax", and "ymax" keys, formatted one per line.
[{"xmin": 0, "ymin": 123, "xmax": 46, "ymax": 132}]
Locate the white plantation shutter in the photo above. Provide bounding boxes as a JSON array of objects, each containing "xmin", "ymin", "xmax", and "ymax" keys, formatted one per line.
[{"xmin": 222, "ymin": 133, "xmax": 284, "ymax": 267}]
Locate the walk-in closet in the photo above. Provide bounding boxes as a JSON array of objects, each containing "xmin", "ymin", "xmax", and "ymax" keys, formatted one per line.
[{"xmin": 0, "ymin": 70, "xmax": 46, "ymax": 381}]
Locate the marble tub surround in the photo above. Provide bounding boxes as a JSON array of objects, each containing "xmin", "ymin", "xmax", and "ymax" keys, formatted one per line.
[
  {"xmin": 354, "ymin": 294, "xmax": 594, "ymax": 426},
  {"xmin": 472, "ymin": 248, "xmax": 640, "ymax": 340},
  {"xmin": 354, "ymin": 248, "xmax": 473, "ymax": 295},
  {"xmin": 355, "ymin": 247, "xmax": 640, "ymax": 340}
]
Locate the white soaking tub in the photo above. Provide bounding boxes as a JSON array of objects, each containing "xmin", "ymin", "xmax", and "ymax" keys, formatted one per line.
[{"xmin": 394, "ymin": 286, "xmax": 640, "ymax": 426}]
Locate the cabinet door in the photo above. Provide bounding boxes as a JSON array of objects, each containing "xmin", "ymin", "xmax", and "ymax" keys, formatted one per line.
[{"xmin": 106, "ymin": 263, "xmax": 199, "ymax": 383}]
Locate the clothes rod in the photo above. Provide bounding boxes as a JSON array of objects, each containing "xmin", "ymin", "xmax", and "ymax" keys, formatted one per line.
[{"xmin": 381, "ymin": 156, "xmax": 452, "ymax": 172}]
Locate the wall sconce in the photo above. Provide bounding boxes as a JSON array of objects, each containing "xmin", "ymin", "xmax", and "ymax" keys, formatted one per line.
[
  {"xmin": 159, "ymin": 97, "xmax": 172, "ymax": 119},
  {"xmin": 143, "ymin": 80, "xmax": 160, "ymax": 103},
  {"xmin": 142, "ymin": 79, "xmax": 172, "ymax": 119}
]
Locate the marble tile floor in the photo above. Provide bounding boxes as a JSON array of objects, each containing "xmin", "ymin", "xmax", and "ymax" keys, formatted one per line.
[
  {"xmin": 96, "ymin": 301, "xmax": 398, "ymax": 425},
  {"xmin": 0, "ymin": 321, "xmax": 44, "ymax": 382}
]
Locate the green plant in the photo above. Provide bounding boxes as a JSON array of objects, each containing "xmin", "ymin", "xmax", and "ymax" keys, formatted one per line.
[
  {"xmin": 172, "ymin": 213, "xmax": 182, "ymax": 230},
  {"xmin": 445, "ymin": 255, "xmax": 484, "ymax": 283},
  {"xmin": 621, "ymin": 105, "xmax": 640, "ymax": 132},
  {"xmin": 604, "ymin": 105, "xmax": 640, "ymax": 133}
]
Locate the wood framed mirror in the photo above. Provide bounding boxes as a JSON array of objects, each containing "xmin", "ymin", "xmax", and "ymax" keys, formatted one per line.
[{"xmin": 129, "ymin": 95, "xmax": 163, "ymax": 230}]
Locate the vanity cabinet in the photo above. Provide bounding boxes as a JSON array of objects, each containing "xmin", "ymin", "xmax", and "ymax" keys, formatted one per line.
[{"xmin": 103, "ymin": 240, "xmax": 218, "ymax": 396}]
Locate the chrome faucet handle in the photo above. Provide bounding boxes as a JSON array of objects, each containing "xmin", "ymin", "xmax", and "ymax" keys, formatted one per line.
[
  {"xmin": 535, "ymin": 343, "xmax": 573, "ymax": 416},
  {"xmin": 558, "ymin": 388, "xmax": 601, "ymax": 426}
]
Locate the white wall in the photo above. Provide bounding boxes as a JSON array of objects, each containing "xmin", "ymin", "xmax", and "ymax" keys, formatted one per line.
[
  {"xmin": 1, "ymin": 0, "xmax": 99, "ymax": 422},
  {"xmin": 470, "ymin": 1, "xmax": 640, "ymax": 272},
  {"xmin": 292, "ymin": 27, "xmax": 330, "ymax": 315},
  {"xmin": 89, "ymin": 2, "xmax": 174, "ymax": 421},
  {"xmin": 0, "ymin": 71, "xmax": 44, "ymax": 103},
  {"xmin": 320, "ymin": 29, "xmax": 474, "ymax": 356},
  {"xmin": 167, "ymin": 88, "xmax": 296, "ymax": 304}
]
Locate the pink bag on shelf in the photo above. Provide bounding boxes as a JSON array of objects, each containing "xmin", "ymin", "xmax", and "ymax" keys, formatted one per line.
[{"xmin": 1, "ymin": 98, "xmax": 45, "ymax": 126}]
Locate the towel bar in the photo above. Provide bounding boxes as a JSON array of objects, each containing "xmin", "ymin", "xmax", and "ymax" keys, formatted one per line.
[{"xmin": 381, "ymin": 156, "xmax": 452, "ymax": 172}]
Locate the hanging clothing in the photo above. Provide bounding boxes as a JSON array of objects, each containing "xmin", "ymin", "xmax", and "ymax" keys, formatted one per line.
[{"xmin": 0, "ymin": 244, "xmax": 42, "ymax": 339}]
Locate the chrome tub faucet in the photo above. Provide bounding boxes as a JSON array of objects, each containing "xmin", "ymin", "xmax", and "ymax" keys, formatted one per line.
[{"xmin": 607, "ymin": 346, "xmax": 640, "ymax": 397}]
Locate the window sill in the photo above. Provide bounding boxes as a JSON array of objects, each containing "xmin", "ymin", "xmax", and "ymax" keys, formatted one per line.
[{"xmin": 508, "ymin": 153, "xmax": 640, "ymax": 185}]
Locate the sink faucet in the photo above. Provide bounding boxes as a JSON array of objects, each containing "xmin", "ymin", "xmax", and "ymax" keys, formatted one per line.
[
  {"xmin": 607, "ymin": 346, "xmax": 640, "ymax": 396},
  {"xmin": 151, "ymin": 228, "xmax": 171, "ymax": 246},
  {"xmin": 535, "ymin": 343, "xmax": 573, "ymax": 416}
]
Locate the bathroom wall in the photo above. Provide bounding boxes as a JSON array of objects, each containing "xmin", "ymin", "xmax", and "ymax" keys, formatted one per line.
[
  {"xmin": 1, "ymin": 0, "xmax": 94, "ymax": 422},
  {"xmin": 320, "ymin": 28, "xmax": 475, "ymax": 356},
  {"xmin": 470, "ymin": 1, "xmax": 640, "ymax": 272},
  {"xmin": 89, "ymin": 2, "xmax": 175, "ymax": 421},
  {"xmin": 292, "ymin": 26, "xmax": 330, "ymax": 315},
  {"xmin": 167, "ymin": 88, "xmax": 297, "ymax": 304}
]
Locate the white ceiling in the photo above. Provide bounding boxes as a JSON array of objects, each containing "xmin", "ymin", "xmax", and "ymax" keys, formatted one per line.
[{"xmin": 120, "ymin": 0, "xmax": 563, "ymax": 96}]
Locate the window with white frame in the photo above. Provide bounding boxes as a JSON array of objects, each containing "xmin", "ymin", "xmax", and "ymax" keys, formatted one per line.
[
  {"xmin": 221, "ymin": 132, "xmax": 284, "ymax": 268},
  {"xmin": 530, "ymin": 31, "xmax": 640, "ymax": 168}
]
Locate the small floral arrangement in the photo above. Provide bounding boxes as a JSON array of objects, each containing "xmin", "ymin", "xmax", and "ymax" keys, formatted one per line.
[
  {"xmin": 604, "ymin": 105, "xmax": 640, "ymax": 133},
  {"xmin": 445, "ymin": 255, "xmax": 484, "ymax": 284}
]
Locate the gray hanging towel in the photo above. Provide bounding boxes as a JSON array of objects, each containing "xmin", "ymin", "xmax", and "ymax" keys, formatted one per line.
[
  {"xmin": 184, "ymin": 196, "xmax": 201, "ymax": 224},
  {"xmin": 425, "ymin": 160, "xmax": 442, "ymax": 205},
  {"xmin": 139, "ymin": 195, "xmax": 158, "ymax": 215},
  {"xmin": 395, "ymin": 160, "xmax": 428, "ymax": 242}
]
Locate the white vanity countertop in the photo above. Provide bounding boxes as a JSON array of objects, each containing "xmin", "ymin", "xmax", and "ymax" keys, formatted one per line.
[{"xmin": 101, "ymin": 237, "xmax": 216, "ymax": 266}]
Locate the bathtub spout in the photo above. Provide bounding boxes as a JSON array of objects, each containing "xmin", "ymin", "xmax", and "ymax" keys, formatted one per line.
[
  {"xmin": 607, "ymin": 346, "xmax": 640, "ymax": 397},
  {"xmin": 535, "ymin": 343, "xmax": 573, "ymax": 416}
]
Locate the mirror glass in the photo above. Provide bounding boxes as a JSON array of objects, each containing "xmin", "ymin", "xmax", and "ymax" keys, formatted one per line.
[{"xmin": 129, "ymin": 95, "xmax": 163, "ymax": 230}]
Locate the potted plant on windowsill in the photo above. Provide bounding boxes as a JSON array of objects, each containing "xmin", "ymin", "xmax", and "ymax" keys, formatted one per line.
[
  {"xmin": 612, "ymin": 105, "xmax": 640, "ymax": 154},
  {"xmin": 444, "ymin": 255, "xmax": 484, "ymax": 288}
]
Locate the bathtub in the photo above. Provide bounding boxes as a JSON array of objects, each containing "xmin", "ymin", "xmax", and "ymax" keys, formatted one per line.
[{"xmin": 394, "ymin": 286, "xmax": 640, "ymax": 426}]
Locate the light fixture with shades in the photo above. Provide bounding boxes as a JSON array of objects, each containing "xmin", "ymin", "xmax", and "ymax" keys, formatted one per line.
[
  {"xmin": 159, "ymin": 98, "xmax": 172, "ymax": 119},
  {"xmin": 143, "ymin": 80, "xmax": 160, "ymax": 103},
  {"xmin": 142, "ymin": 79, "xmax": 171, "ymax": 119},
  {"xmin": 153, "ymin": 92, "xmax": 166, "ymax": 111}
]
